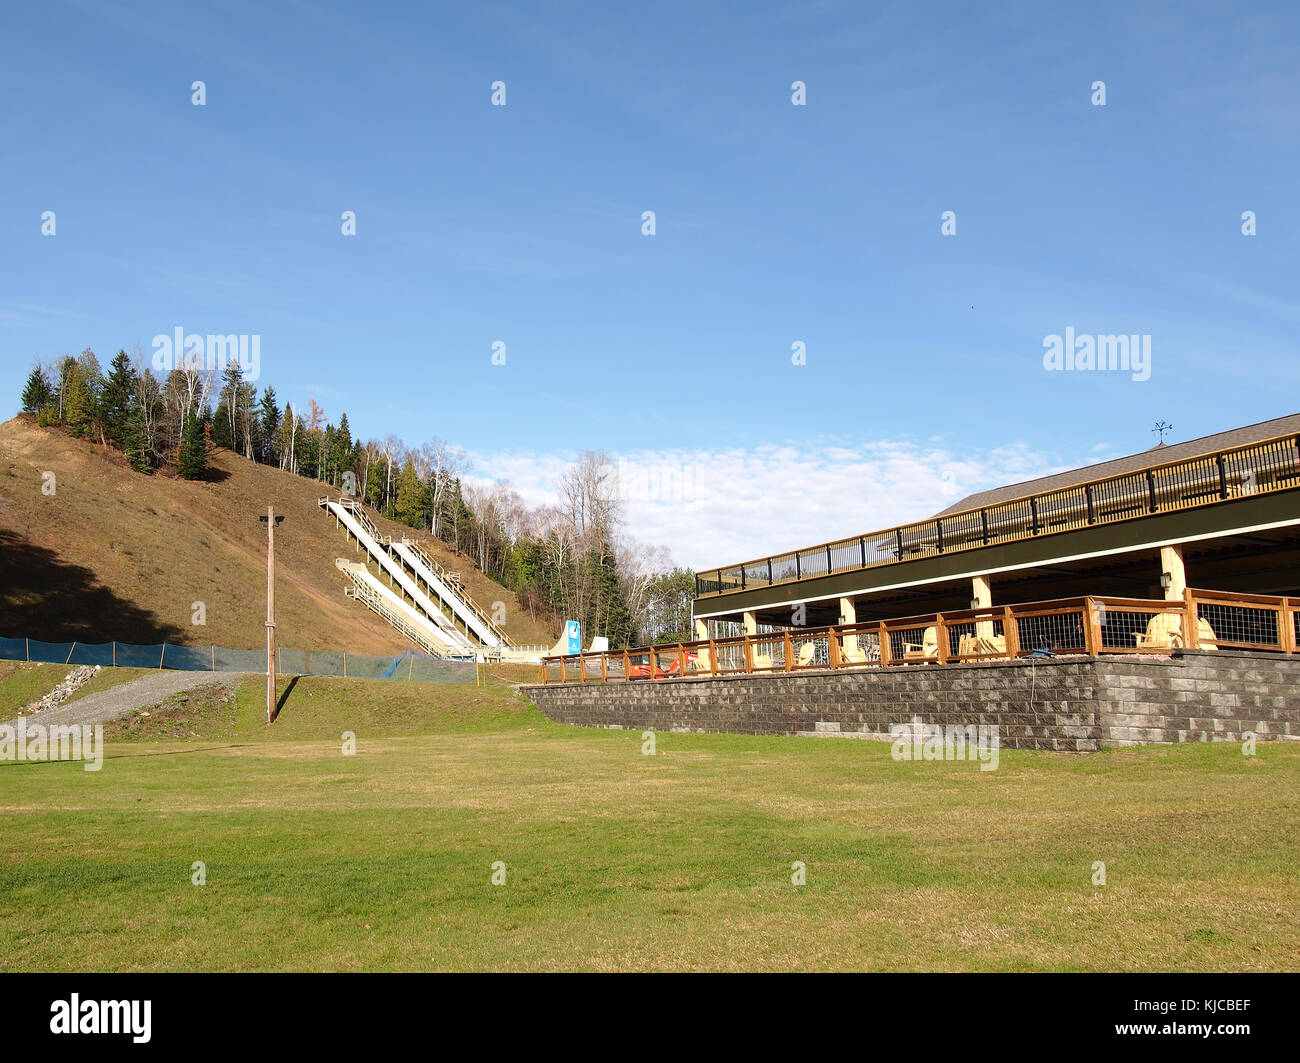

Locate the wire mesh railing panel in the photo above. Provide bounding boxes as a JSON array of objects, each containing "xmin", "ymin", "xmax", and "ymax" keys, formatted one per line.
[
  {"xmin": 712, "ymin": 637, "xmax": 748, "ymax": 674},
  {"xmin": 788, "ymin": 631, "xmax": 831, "ymax": 669},
  {"xmin": 1196, "ymin": 602, "xmax": 1280, "ymax": 649},
  {"xmin": 750, "ymin": 634, "xmax": 786, "ymax": 670},
  {"xmin": 887, "ymin": 626, "xmax": 932, "ymax": 662},
  {"xmin": 1097, "ymin": 608, "xmax": 1166, "ymax": 651},
  {"xmin": 1016, "ymin": 609, "xmax": 1088, "ymax": 654}
]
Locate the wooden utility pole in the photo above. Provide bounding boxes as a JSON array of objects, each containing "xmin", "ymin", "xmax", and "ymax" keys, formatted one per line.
[
  {"xmin": 260, "ymin": 506, "xmax": 284, "ymax": 723},
  {"xmin": 268, "ymin": 505, "xmax": 276, "ymax": 722}
]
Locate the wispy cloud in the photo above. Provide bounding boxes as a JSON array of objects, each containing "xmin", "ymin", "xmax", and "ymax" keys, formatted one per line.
[{"xmin": 465, "ymin": 436, "xmax": 1064, "ymax": 568}]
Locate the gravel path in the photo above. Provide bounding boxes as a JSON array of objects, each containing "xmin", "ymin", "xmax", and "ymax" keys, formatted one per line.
[{"xmin": 2, "ymin": 671, "xmax": 249, "ymax": 731}]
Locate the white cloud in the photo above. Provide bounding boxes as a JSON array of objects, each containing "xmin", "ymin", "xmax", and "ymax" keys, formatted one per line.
[{"xmin": 464, "ymin": 437, "xmax": 1066, "ymax": 571}]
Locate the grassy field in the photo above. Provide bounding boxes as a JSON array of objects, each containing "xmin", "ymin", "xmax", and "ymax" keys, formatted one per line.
[
  {"xmin": 1, "ymin": 672, "xmax": 1297, "ymax": 972},
  {"xmin": 0, "ymin": 660, "xmax": 152, "ymax": 715}
]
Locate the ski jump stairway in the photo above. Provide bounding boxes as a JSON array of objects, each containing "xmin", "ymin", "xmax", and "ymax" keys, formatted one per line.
[{"xmin": 320, "ymin": 496, "xmax": 512, "ymax": 659}]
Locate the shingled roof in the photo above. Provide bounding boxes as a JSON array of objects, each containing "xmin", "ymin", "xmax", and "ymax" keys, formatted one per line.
[{"xmin": 935, "ymin": 412, "xmax": 1300, "ymax": 517}]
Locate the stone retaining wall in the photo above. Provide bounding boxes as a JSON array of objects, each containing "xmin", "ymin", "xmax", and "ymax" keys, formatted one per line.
[{"xmin": 521, "ymin": 650, "xmax": 1300, "ymax": 752}]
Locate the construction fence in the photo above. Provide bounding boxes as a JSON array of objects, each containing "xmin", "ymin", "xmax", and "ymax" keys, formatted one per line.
[{"xmin": 0, "ymin": 637, "xmax": 476, "ymax": 684}]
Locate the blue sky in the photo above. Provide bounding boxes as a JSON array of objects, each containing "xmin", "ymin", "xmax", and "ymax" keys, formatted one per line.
[{"xmin": 2, "ymin": 1, "xmax": 1298, "ymax": 565}]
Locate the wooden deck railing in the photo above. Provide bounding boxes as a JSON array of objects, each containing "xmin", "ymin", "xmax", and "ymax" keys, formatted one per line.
[
  {"xmin": 695, "ymin": 433, "xmax": 1300, "ymax": 599},
  {"xmin": 539, "ymin": 590, "xmax": 1299, "ymax": 684}
]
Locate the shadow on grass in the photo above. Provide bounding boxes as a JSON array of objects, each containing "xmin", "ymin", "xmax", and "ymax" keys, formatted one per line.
[
  {"xmin": 0, "ymin": 529, "xmax": 187, "ymax": 644},
  {"xmin": 274, "ymin": 674, "xmax": 301, "ymax": 719}
]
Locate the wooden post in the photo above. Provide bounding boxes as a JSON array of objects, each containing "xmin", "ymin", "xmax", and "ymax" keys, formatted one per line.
[
  {"xmin": 601, "ymin": 651, "xmax": 608, "ymax": 682},
  {"xmin": 708, "ymin": 639, "xmax": 718, "ymax": 676},
  {"xmin": 1002, "ymin": 606, "xmax": 1020, "ymax": 659},
  {"xmin": 677, "ymin": 643, "xmax": 686, "ymax": 678},
  {"xmin": 935, "ymin": 614, "xmax": 949, "ymax": 664},
  {"xmin": 266, "ymin": 505, "xmax": 278, "ymax": 722},
  {"xmin": 579, "ymin": 652, "xmax": 585, "ymax": 683},
  {"xmin": 1085, "ymin": 598, "xmax": 1102, "ymax": 656},
  {"xmin": 783, "ymin": 630, "xmax": 793, "ymax": 671},
  {"xmin": 878, "ymin": 621, "xmax": 891, "ymax": 667},
  {"xmin": 1183, "ymin": 588, "xmax": 1201, "ymax": 650},
  {"xmin": 623, "ymin": 649, "xmax": 631, "ymax": 682},
  {"xmin": 743, "ymin": 634, "xmax": 754, "ymax": 674},
  {"xmin": 1282, "ymin": 598, "xmax": 1296, "ymax": 654},
  {"xmin": 828, "ymin": 626, "xmax": 841, "ymax": 669}
]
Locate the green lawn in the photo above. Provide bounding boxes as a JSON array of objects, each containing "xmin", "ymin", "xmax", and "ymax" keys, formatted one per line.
[{"xmin": 1, "ymin": 672, "xmax": 1297, "ymax": 971}]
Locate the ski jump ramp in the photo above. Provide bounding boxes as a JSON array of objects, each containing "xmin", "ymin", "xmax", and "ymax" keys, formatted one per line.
[
  {"xmin": 320, "ymin": 496, "xmax": 514, "ymax": 659},
  {"xmin": 335, "ymin": 560, "xmax": 472, "ymax": 658}
]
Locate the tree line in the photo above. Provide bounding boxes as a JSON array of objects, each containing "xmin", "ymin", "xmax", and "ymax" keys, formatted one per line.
[{"xmin": 18, "ymin": 351, "xmax": 696, "ymax": 648}]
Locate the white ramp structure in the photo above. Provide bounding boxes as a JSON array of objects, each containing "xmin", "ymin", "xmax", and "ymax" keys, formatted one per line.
[
  {"xmin": 388, "ymin": 538, "xmax": 510, "ymax": 649},
  {"xmin": 335, "ymin": 560, "xmax": 471, "ymax": 657},
  {"xmin": 321, "ymin": 497, "xmax": 478, "ymax": 657}
]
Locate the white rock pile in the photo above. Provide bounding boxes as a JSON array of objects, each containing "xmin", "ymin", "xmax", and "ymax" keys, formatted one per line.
[{"xmin": 18, "ymin": 665, "xmax": 102, "ymax": 716}]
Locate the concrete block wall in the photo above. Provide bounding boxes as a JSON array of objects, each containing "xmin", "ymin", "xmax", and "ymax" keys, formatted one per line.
[{"xmin": 521, "ymin": 650, "xmax": 1300, "ymax": 752}]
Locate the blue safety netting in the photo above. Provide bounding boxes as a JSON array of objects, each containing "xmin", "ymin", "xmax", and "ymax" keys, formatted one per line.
[{"xmin": 0, "ymin": 638, "xmax": 476, "ymax": 684}]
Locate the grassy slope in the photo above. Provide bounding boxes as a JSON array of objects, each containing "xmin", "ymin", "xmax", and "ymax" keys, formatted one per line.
[
  {"xmin": 0, "ymin": 416, "xmax": 555, "ymax": 651},
  {"xmin": 1, "ymin": 674, "xmax": 1296, "ymax": 972},
  {"xmin": 0, "ymin": 661, "xmax": 152, "ymax": 715}
]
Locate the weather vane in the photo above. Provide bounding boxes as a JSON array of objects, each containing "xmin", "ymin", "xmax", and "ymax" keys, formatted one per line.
[{"xmin": 1152, "ymin": 420, "xmax": 1174, "ymax": 444}]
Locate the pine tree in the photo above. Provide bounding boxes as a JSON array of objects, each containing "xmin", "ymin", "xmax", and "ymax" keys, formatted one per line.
[
  {"xmin": 20, "ymin": 366, "xmax": 51, "ymax": 413},
  {"xmin": 258, "ymin": 387, "xmax": 280, "ymax": 463},
  {"xmin": 211, "ymin": 400, "xmax": 234, "ymax": 449},
  {"xmin": 123, "ymin": 393, "xmax": 152, "ymax": 473},
  {"xmin": 99, "ymin": 350, "xmax": 136, "ymax": 448},
  {"xmin": 179, "ymin": 408, "xmax": 208, "ymax": 480},
  {"xmin": 63, "ymin": 369, "xmax": 95, "ymax": 438},
  {"xmin": 393, "ymin": 459, "xmax": 427, "ymax": 527}
]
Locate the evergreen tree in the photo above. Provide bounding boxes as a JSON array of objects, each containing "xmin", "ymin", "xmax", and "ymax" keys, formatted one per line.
[
  {"xmin": 99, "ymin": 350, "xmax": 136, "ymax": 448},
  {"xmin": 63, "ymin": 367, "xmax": 95, "ymax": 437},
  {"xmin": 123, "ymin": 393, "xmax": 152, "ymax": 473},
  {"xmin": 258, "ymin": 387, "xmax": 280, "ymax": 463},
  {"xmin": 211, "ymin": 400, "xmax": 234, "ymax": 449},
  {"xmin": 393, "ymin": 458, "xmax": 427, "ymax": 528},
  {"xmin": 179, "ymin": 408, "xmax": 208, "ymax": 480},
  {"xmin": 20, "ymin": 366, "xmax": 51, "ymax": 413}
]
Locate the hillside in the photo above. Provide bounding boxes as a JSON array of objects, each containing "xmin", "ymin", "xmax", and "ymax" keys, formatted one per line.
[{"xmin": 0, "ymin": 416, "xmax": 556, "ymax": 653}]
